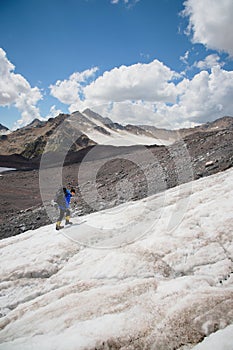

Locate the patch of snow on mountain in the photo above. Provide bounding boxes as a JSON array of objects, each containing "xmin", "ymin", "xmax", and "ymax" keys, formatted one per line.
[
  {"xmin": 0, "ymin": 168, "xmax": 233, "ymax": 349},
  {"xmin": 83, "ymin": 127, "xmax": 172, "ymax": 146},
  {"xmin": 0, "ymin": 168, "xmax": 16, "ymax": 173},
  {"xmin": 82, "ymin": 111, "xmax": 172, "ymax": 146}
]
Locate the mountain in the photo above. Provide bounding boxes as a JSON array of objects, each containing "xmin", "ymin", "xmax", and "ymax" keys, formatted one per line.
[
  {"xmin": 0, "ymin": 113, "xmax": 96, "ymax": 163},
  {"xmin": 140, "ymin": 115, "xmax": 233, "ymax": 139},
  {"xmin": 0, "ymin": 111, "xmax": 233, "ymax": 238},
  {"xmin": 0, "ymin": 167, "xmax": 233, "ymax": 349},
  {"xmin": 0, "ymin": 109, "xmax": 179, "ymax": 162},
  {"xmin": 0, "ymin": 110, "xmax": 232, "ymax": 167},
  {"xmin": 81, "ymin": 108, "xmax": 173, "ymax": 146},
  {"xmin": 0, "ymin": 123, "xmax": 9, "ymax": 135}
]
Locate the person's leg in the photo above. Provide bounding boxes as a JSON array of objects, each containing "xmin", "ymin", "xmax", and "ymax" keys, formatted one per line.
[
  {"xmin": 65, "ymin": 209, "xmax": 72, "ymax": 225},
  {"xmin": 56, "ymin": 208, "xmax": 65, "ymax": 230}
]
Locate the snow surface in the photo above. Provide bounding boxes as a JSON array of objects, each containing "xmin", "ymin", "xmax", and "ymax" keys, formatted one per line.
[
  {"xmin": 83, "ymin": 127, "xmax": 172, "ymax": 146},
  {"xmin": 0, "ymin": 168, "xmax": 233, "ymax": 349},
  {"xmin": 81, "ymin": 112, "xmax": 172, "ymax": 146},
  {"xmin": 192, "ymin": 324, "xmax": 233, "ymax": 350},
  {"xmin": 0, "ymin": 167, "xmax": 16, "ymax": 173}
]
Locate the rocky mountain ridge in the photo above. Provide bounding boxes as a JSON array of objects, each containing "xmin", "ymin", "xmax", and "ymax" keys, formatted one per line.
[
  {"xmin": 0, "ymin": 110, "xmax": 232, "ymax": 169},
  {"xmin": 0, "ymin": 112, "xmax": 96, "ymax": 159},
  {"xmin": 0, "ymin": 108, "xmax": 172, "ymax": 164},
  {"xmin": 140, "ymin": 115, "xmax": 233, "ymax": 139}
]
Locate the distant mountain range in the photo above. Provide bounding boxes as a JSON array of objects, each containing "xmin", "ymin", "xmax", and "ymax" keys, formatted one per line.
[
  {"xmin": 0, "ymin": 108, "xmax": 175, "ymax": 160},
  {"xmin": 0, "ymin": 109, "xmax": 232, "ymax": 168}
]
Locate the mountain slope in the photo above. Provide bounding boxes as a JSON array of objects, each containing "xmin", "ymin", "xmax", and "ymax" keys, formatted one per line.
[
  {"xmin": 140, "ymin": 115, "xmax": 233, "ymax": 139},
  {"xmin": 0, "ymin": 167, "xmax": 233, "ymax": 349},
  {"xmin": 0, "ymin": 110, "xmax": 169, "ymax": 159},
  {"xmin": 0, "ymin": 111, "xmax": 232, "ymax": 162},
  {"xmin": 0, "ymin": 123, "xmax": 9, "ymax": 135},
  {"xmin": 0, "ymin": 113, "xmax": 96, "ymax": 159},
  {"xmin": 0, "ymin": 113, "xmax": 233, "ymax": 239},
  {"xmin": 81, "ymin": 108, "xmax": 173, "ymax": 146}
]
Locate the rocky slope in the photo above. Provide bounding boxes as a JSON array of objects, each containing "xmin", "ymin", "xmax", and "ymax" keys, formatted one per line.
[
  {"xmin": 1, "ymin": 111, "xmax": 232, "ymax": 168},
  {"xmin": 0, "ymin": 113, "xmax": 96, "ymax": 162},
  {"xmin": 0, "ymin": 116, "xmax": 233, "ymax": 239},
  {"xmin": 0, "ymin": 109, "xmax": 157, "ymax": 162},
  {"xmin": 140, "ymin": 115, "xmax": 233, "ymax": 140}
]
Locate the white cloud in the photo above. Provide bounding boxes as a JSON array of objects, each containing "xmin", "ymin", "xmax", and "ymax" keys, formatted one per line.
[
  {"xmin": 154, "ymin": 66, "xmax": 233, "ymax": 127},
  {"xmin": 110, "ymin": 0, "xmax": 140, "ymax": 7},
  {"xmin": 0, "ymin": 48, "xmax": 42, "ymax": 128},
  {"xmin": 193, "ymin": 54, "xmax": 224, "ymax": 70},
  {"xmin": 91, "ymin": 66, "xmax": 233, "ymax": 128},
  {"xmin": 46, "ymin": 105, "xmax": 63, "ymax": 119},
  {"xmin": 180, "ymin": 50, "xmax": 190, "ymax": 65},
  {"xmin": 49, "ymin": 67, "xmax": 98, "ymax": 107},
  {"xmin": 91, "ymin": 100, "xmax": 167, "ymax": 127},
  {"xmin": 14, "ymin": 88, "xmax": 43, "ymax": 128},
  {"xmin": 182, "ymin": 0, "xmax": 233, "ymax": 56},
  {"xmin": 50, "ymin": 57, "xmax": 233, "ymax": 129},
  {"xmin": 84, "ymin": 60, "xmax": 179, "ymax": 104}
]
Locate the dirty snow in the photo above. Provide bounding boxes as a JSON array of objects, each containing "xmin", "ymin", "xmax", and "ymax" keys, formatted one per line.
[{"xmin": 0, "ymin": 167, "xmax": 233, "ymax": 349}]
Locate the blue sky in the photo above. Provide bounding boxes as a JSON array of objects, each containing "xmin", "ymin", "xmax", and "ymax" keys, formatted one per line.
[{"xmin": 0, "ymin": 0, "xmax": 233, "ymax": 129}]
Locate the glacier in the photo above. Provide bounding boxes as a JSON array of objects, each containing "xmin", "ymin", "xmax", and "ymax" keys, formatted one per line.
[{"xmin": 0, "ymin": 167, "xmax": 233, "ymax": 349}]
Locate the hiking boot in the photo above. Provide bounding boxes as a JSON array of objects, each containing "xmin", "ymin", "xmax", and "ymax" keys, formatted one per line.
[
  {"xmin": 56, "ymin": 221, "xmax": 64, "ymax": 230},
  {"xmin": 65, "ymin": 220, "xmax": 73, "ymax": 225},
  {"xmin": 65, "ymin": 215, "xmax": 73, "ymax": 225}
]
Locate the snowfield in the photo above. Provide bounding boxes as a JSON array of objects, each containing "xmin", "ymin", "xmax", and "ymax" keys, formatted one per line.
[
  {"xmin": 82, "ymin": 126, "xmax": 172, "ymax": 147},
  {"xmin": 80, "ymin": 111, "xmax": 173, "ymax": 146},
  {"xmin": 0, "ymin": 167, "xmax": 233, "ymax": 349}
]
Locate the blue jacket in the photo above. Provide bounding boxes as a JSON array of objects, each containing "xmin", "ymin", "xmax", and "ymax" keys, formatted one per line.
[
  {"xmin": 56, "ymin": 188, "xmax": 72, "ymax": 210},
  {"xmin": 64, "ymin": 189, "xmax": 72, "ymax": 208}
]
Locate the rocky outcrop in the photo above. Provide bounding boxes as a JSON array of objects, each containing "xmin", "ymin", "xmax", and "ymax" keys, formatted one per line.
[{"xmin": 0, "ymin": 113, "xmax": 96, "ymax": 163}]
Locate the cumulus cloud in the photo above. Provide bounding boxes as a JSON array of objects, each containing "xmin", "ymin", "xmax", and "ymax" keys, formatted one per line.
[
  {"xmin": 92, "ymin": 100, "xmax": 164, "ymax": 127},
  {"xmin": 189, "ymin": 66, "xmax": 233, "ymax": 118},
  {"xmin": 14, "ymin": 88, "xmax": 43, "ymax": 128},
  {"xmin": 49, "ymin": 67, "xmax": 98, "ymax": 108},
  {"xmin": 182, "ymin": 0, "xmax": 233, "ymax": 56},
  {"xmin": 153, "ymin": 66, "xmax": 233, "ymax": 127},
  {"xmin": 50, "ymin": 60, "xmax": 180, "ymax": 120},
  {"xmin": 50, "ymin": 56, "xmax": 233, "ymax": 129},
  {"xmin": 193, "ymin": 54, "xmax": 224, "ymax": 70},
  {"xmin": 0, "ymin": 48, "xmax": 42, "ymax": 128},
  {"xmin": 84, "ymin": 60, "xmax": 179, "ymax": 104},
  {"xmin": 90, "ymin": 66, "xmax": 233, "ymax": 128}
]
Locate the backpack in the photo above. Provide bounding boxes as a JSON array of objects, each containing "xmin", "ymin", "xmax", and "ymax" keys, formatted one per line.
[{"xmin": 54, "ymin": 187, "xmax": 66, "ymax": 207}]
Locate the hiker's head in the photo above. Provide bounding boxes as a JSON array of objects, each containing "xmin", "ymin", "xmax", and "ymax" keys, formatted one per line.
[{"xmin": 71, "ymin": 188, "xmax": 76, "ymax": 195}]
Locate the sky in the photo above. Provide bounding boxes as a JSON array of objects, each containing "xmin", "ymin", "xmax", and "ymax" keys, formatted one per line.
[{"xmin": 0, "ymin": 0, "xmax": 233, "ymax": 130}]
